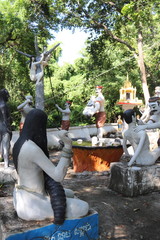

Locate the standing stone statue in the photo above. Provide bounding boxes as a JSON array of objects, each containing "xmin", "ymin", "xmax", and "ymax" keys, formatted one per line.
[
  {"xmin": 117, "ymin": 115, "xmax": 123, "ymax": 133},
  {"xmin": 17, "ymin": 95, "xmax": 34, "ymax": 133},
  {"xmin": 16, "ymin": 41, "xmax": 60, "ymax": 110},
  {"xmin": 55, "ymin": 101, "xmax": 72, "ymax": 131},
  {"xmin": 123, "ymin": 109, "xmax": 160, "ymax": 166},
  {"xmin": 0, "ymin": 89, "xmax": 12, "ymax": 168},
  {"xmin": 83, "ymin": 86, "xmax": 106, "ymax": 138},
  {"xmin": 12, "ymin": 109, "xmax": 89, "ymax": 223}
]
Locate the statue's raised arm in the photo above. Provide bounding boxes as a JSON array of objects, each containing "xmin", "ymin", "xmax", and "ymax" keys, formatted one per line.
[
  {"xmin": 14, "ymin": 49, "xmax": 33, "ymax": 59},
  {"xmin": 43, "ymin": 43, "xmax": 60, "ymax": 62}
]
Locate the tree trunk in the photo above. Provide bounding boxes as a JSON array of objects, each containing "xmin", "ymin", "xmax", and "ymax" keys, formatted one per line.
[
  {"xmin": 80, "ymin": 6, "xmax": 150, "ymax": 106},
  {"xmin": 35, "ymin": 79, "xmax": 44, "ymax": 110},
  {"xmin": 137, "ymin": 30, "xmax": 150, "ymax": 106}
]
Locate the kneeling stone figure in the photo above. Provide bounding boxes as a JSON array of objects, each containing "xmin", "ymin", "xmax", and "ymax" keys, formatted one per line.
[{"xmin": 13, "ymin": 109, "xmax": 89, "ymax": 223}]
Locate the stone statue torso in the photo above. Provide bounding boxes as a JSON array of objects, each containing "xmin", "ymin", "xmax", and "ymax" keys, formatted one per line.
[{"xmin": 0, "ymin": 99, "xmax": 11, "ymax": 137}]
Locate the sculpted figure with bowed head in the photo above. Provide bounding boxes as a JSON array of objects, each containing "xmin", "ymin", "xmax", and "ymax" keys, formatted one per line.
[
  {"xmin": 0, "ymin": 88, "xmax": 12, "ymax": 168},
  {"xmin": 123, "ymin": 109, "xmax": 160, "ymax": 167},
  {"xmin": 17, "ymin": 95, "xmax": 34, "ymax": 133},
  {"xmin": 55, "ymin": 101, "xmax": 72, "ymax": 131},
  {"xmin": 83, "ymin": 96, "xmax": 96, "ymax": 117},
  {"xmin": 12, "ymin": 109, "xmax": 89, "ymax": 224}
]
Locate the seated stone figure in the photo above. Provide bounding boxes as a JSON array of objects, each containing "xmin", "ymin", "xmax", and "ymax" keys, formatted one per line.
[
  {"xmin": 123, "ymin": 109, "xmax": 160, "ymax": 167},
  {"xmin": 136, "ymin": 96, "xmax": 160, "ymax": 146},
  {"xmin": 12, "ymin": 109, "xmax": 89, "ymax": 224}
]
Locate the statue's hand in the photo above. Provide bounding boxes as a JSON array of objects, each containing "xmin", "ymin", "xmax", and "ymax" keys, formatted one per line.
[
  {"xmin": 134, "ymin": 125, "xmax": 147, "ymax": 133},
  {"xmin": 58, "ymin": 130, "xmax": 72, "ymax": 149},
  {"xmin": 124, "ymin": 153, "xmax": 130, "ymax": 158},
  {"xmin": 128, "ymin": 155, "xmax": 136, "ymax": 167},
  {"xmin": 128, "ymin": 161, "xmax": 132, "ymax": 167},
  {"xmin": 7, "ymin": 128, "xmax": 12, "ymax": 133},
  {"xmin": 137, "ymin": 119, "xmax": 145, "ymax": 125},
  {"xmin": 26, "ymin": 98, "xmax": 31, "ymax": 104}
]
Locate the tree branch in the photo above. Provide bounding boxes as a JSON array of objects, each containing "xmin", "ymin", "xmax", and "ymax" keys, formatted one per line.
[
  {"xmin": 101, "ymin": 23, "xmax": 136, "ymax": 52},
  {"xmin": 81, "ymin": 7, "xmax": 136, "ymax": 53},
  {"xmin": 105, "ymin": 1, "xmax": 133, "ymax": 21},
  {"xmin": 0, "ymin": 28, "xmax": 17, "ymax": 46}
]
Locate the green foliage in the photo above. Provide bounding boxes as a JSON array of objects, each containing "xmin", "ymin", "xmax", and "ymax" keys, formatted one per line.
[
  {"xmin": 52, "ymin": 0, "xmax": 160, "ymax": 103},
  {"xmin": 0, "ymin": 0, "xmax": 159, "ymax": 129},
  {"xmin": 0, "ymin": 0, "xmax": 62, "ymax": 129}
]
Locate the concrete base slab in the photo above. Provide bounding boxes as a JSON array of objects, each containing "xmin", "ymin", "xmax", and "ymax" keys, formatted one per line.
[
  {"xmin": 0, "ymin": 195, "xmax": 98, "ymax": 240},
  {"xmin": 109, "ymin": 162, "xmax": 160, "ymax": 197}
]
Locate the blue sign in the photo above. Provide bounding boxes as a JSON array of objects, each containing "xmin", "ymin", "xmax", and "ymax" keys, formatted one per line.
[{"xmin": 6, "ymin": 211, "xmax": 99, "ymax": 240}]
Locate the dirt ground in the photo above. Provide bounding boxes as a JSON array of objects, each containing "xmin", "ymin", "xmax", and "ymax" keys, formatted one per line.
[
  {"xmin": 51, "ymin": 151, "xmax": 160, "ymax": 240},
  {"xmin": 1, "ymin": 150, "xmax": 160, "ymax": 240}
]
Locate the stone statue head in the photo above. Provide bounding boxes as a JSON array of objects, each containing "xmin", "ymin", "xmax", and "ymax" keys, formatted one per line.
[
  {"xmin": 123, "ymin": 109, "xmax": 135, "ymax": 124},
  {"xmin": 65, "ymin": 101, "xmax": 72, "ymax": 107},
  {"xmin": 148, "ymin": 97, "xmax": 160, "ymax": 115},
  {"xmin": 87, "ymin": 96, "xmax": 95, "ymax": 106},
  {"xmin": 95, "ymin": 86, "xmax": 103, "ymax": 94},
  {"xmin": 0, "ymin": 88, "xmax": 10, "ymax": 102},
  {"xmin": 155, "ymin": 86, "xmax": 160, "ymax": 97},
  {"xmin": 13, "ymin": 109, "xmax": 48, "ymax": 170}
]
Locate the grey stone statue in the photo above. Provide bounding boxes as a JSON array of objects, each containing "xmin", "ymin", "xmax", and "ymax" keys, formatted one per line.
[
  {"xmin": 83, "ymin": 86, "xmax": 106, "ymax": 138},
  {"xmin": 0, "ymin": 89, "xmax": 12, "ymax": 168},
  {"xmin": 15, "ymin": 41, "xmax": 60, "ymax": 110},
  {"xmin": 16, "ymin": 44, "xmax": 60, "ymax": 84},
  {"xmin": 123, "ymin": 109, "xmax": 160, "ymax": 167},
  {"xmin": 55, "ymin": 101, "xmax": 72, "ymax": 131}
]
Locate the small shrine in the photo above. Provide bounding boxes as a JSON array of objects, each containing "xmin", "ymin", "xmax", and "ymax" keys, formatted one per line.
[{"xmin": 117, "ymin": 74, "xmax": 143, "ymax": 111}]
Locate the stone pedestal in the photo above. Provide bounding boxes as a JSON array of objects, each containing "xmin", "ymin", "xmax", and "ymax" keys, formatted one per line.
[{"xmin": 109, "ymin": 162, "xmax": 160, "ymax": 197}]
